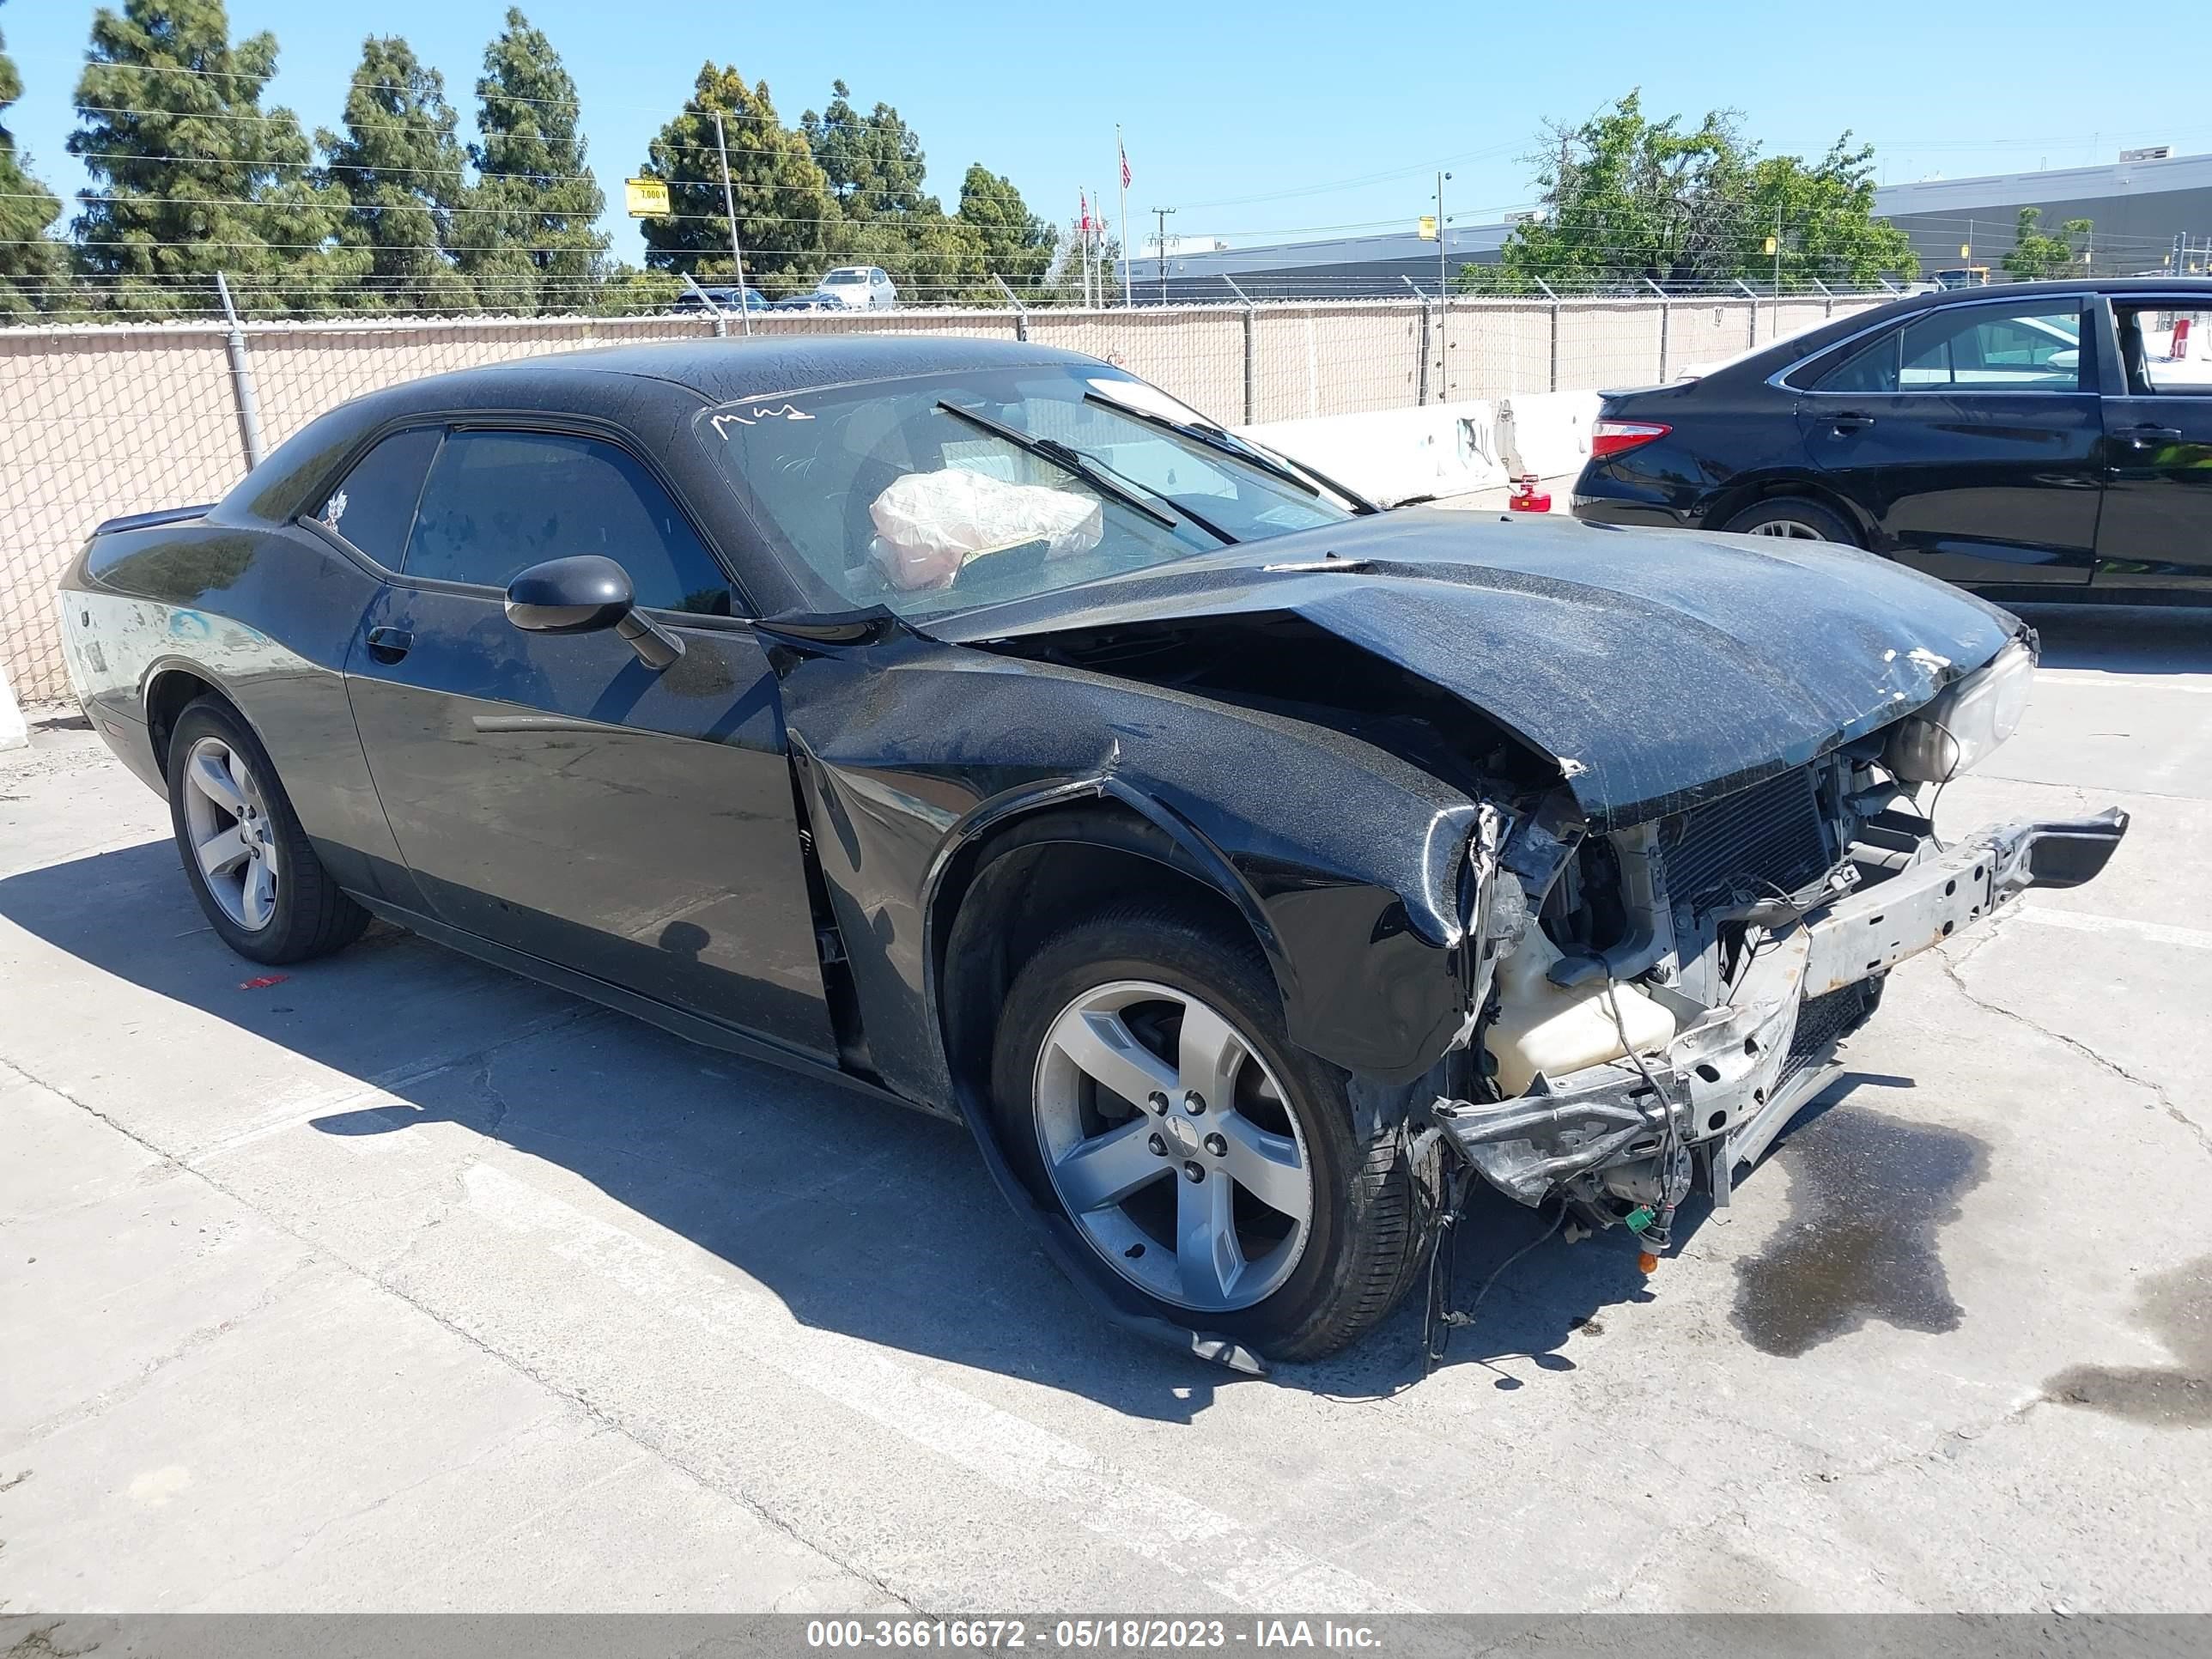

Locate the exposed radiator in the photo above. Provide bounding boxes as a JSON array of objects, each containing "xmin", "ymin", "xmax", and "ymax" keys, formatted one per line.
[{"xmin": 1659, "ymin": 766, "xmax": 1833, "ymax": 911}]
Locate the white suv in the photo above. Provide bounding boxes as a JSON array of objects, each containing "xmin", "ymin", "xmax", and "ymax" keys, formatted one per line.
[{"xmin": 817, "ymin": 266, "xmax": 898, "ymax": 310}]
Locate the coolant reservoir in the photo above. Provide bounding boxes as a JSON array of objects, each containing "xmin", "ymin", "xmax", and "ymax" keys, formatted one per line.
[{"xmin": 1483, "ymin": 928, "xmax": 1678, "ymax": 1097}]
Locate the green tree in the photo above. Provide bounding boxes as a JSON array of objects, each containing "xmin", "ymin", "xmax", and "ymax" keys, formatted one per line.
[
  {"xmin": 2002, "ymin": 206, "xmax": 2093, "ymax": 279},
  {"xmin": 465, "ymin": 8, "xmax": 606, "ymax": 313},
  {"xmin": 801, "ymin": 81, "xmax": 930, "ymax": 218},
  {"xmin": 1, "ymin": 0, "xmax": 67, "ymax": 316},
  {"xmin": 637, "ymin": 63, "xmax": 836, "ymax": 292},
  {"xmin": 825, "ymin": 209, "xmax": 988, "ymax": 301},
  {"xmin": 319, "ymin": 36, "xmax": 471, "ymax": 313},
  {"xmin": 1042, "ymin": 219, "xmax": 1120, "ymax": 307},
  {"xmin": 1463, "ymin": 91, "xmax": 1915, "ymax": 295},
  {"xmin": 590, "ymin": 261, "xmax": 681, "ymax": 317},
  {"xmin": 67, "ymin": 0, "xmax": 356, "ymax": 315},
  {"xmin": 957, "ymin": 164, "xmax": 1055, "ymax": 285}
]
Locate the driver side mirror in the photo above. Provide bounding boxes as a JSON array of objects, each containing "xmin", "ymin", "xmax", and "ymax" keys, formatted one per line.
[{"xmin": 504, "ymin": 555, "xmax": 684, "ymax": 671}]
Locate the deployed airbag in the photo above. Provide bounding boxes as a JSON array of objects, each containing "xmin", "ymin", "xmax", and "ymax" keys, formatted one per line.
[{"xmin": 868, "ymin": 468, "xmax": 1103, "ymax": 591}]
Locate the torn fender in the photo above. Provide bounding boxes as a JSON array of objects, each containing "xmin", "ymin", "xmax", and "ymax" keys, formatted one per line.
[{"xmin": 769, "ymin": 624, "xmax": 1489, "ymax": 1110}]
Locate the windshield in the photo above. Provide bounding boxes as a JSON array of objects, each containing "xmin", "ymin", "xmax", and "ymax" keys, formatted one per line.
[
  {"xmin": 697, "ymin": 365, "xmax": 1356, "ymax": 618},
  {"xmin": 823, "ymin": 270, "xmax": 867, "ymax": 284}
]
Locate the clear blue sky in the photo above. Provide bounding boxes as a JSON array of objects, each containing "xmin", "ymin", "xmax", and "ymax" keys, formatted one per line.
[{"xmin": 9, "ymin": 0, "xmax": 2209, "ymax": 266}]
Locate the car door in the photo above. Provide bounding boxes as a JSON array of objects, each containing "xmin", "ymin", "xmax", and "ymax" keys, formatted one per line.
[
  {"xmin": 2095, "ymin": 297, "xmax": 2212, "ymax": 597},
  {"xmin": 338, "ymin": 422, "xmax": 839, "ymax": 1062},
  {"xmin": 1793, "ymin": 295, "xmax": 2103, "ymax": 587}
]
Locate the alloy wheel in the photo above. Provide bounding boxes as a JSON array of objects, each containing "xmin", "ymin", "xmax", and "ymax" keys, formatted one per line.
[
  {"xmin": 1744, "ymin": 517, "xmax": 1827, "ymax": 540},
  {"xmin": 1032, "ymin": 980, "xmax": 1314, "ymax": 1313},
  {"xmin": 180, "ymin": 734, "xmax": 279, "ymax": 931}
]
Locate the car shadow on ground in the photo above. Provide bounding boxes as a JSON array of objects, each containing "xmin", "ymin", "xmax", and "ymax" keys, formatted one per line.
[
  {"xmin": 0, "ymin": 835, "xmax": 1890, "ymax": 1421},
  {"xmin": 2015, "ymin": 602, "xmax": 2212, "ymax": 674}
]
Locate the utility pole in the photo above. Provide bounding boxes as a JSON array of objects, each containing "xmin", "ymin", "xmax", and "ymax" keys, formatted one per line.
[
  {"xmin": 711, "ymin": 111, "xmax": 754, "ymax": 337},
  {"xmin": 1152, "ymin": 206, "xmax": 1176, "ymax": 304}
]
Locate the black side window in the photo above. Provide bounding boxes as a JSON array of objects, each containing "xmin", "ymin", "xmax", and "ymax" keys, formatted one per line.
[
  {"xmin": 1895, "ymin": 302, "xmax": 2084, "ymax": 390},
  {"xmin": 403, "ymin": 430, "xmax": 734, "ymax": 615},
  {"xmin": 2115, "ymin": 304, "xmax": 2212, "ymax": 395},
  {"xmin": 317, "ymin": 428, "xmax": 441, "ymax": 567},
  {"xmin": 1814, "ymin": 329, "xmax": 1901, "ymax": 395}
]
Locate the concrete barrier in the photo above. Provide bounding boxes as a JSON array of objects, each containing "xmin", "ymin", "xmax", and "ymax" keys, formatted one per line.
[
  {"xmin": 0, "ymin": 662, "xmax": 28, "ymax": 752},
  {"xmin": 1237, "ymin": 400, "xmax": 1505, "ymax": 506},
  {"xmin": 1497, "ymin": 391, "xmax": 1605, "ymax": 481}
]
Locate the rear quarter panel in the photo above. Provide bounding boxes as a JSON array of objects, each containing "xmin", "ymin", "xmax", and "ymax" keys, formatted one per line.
[
  {"xmin": 1580, "ymin": 378, "xmax": 1833, "ymax": 531},
  {"xmin": 61, "ymin": 519, "xmax": 410, "ymax": 902}
]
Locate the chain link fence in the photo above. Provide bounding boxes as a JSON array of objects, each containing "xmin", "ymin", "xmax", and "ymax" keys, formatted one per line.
[{"xmin": 0, "ymin": 289, "xmax": 1886, "ymax": 702}]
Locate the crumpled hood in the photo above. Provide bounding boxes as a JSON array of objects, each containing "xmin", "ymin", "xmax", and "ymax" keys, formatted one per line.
[{"xmin": 938, "ymin": 509, "xmax": 2022, "ymax": 829}]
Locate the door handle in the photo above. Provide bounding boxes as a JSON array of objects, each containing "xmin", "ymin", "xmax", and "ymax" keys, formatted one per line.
[
  {"xmin": 2120, "ymin": 424, "xmax": 2183, "ymax": 447},
  {"xmin": 365, "ymin": 625, "xmax": 413, "ymax": 665},
  {"xmin": 1826, "ymin": 410, "xmax": 1877, "ymax": 434}
]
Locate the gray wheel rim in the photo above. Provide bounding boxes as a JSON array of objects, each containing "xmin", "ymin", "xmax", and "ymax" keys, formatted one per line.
[
  {"xmin": 1033, "ymin": 979, "xmax": 1314, "ymax": 1314},
  {"xmin": 180, "ymin": 734, "xmax": 278, "ymax": 932},
  {"xmin": 1745, "ymin": 517, "xmax": 1827, "ymax": 540}
]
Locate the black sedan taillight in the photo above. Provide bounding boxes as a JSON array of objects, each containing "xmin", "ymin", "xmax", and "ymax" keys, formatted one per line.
[{"xmin": 1590, "ymin": 420, "xmax": 1671, "ymax": 459}]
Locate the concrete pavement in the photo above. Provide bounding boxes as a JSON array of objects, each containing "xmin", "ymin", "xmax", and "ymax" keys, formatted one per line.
[{"xmin": 1, "ymin": 605, "xmax": 2208, "ymax": 1613}]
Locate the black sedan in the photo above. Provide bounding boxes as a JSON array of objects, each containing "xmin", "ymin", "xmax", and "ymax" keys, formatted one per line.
[
  {"xmin": 57, "ymin": 337, "xmax": 2124, "ymax": 1366},
  {"xmin": 1572, "ymin": 277, "xmax": 2212, "ymax": 605}
]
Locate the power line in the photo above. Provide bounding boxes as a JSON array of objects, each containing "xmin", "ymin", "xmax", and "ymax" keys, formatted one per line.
[{"xmin": 77, "ymin": 60, "xmax": 951, "ymax": 127}]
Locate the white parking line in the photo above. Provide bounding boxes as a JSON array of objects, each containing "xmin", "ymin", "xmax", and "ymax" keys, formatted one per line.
[
  {"xmin": 2036, "ymin": 671, "xmax": 2212, "ymax": 695},
  {"xmin": 2016, "ymin": 905, "xmax": 2212, "ymax": 952},
  {"xmin": 463, "ymin": 1163, "xmax": 1420, "ymax": 1613}
]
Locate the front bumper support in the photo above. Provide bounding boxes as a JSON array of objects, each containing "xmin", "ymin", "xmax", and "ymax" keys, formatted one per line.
[{"xmin": 1434, "ymin": 807, "xmax": 2130, "ymax": 1210}]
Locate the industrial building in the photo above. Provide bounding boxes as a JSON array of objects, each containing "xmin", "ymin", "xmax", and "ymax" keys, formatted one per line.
[{"xmin": 1133, "ymin": 149, "xmax": 2212, "ymax": 300}]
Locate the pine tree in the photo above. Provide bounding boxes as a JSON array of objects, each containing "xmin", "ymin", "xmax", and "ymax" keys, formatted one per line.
[
  {"xmin": 957, "ymin": 165, "xmax": 1055, "ymax": 286},
  {"xmin": 801, "ymin": 82, "xmax": 930, "ymax": 219},
  {"xmin": 465, "ymin": 9, "xmax": 606, "ymax": 313},
  {"xmin": 638, "ymin": 63, "xmax": 836, "ymax": 292},
  {"xmin": 1, "ymin": 0, "xmax": 67, "ymax": 316},
  {"xmin": 319, "ymin": 37, "xmax": 471, "ymax": 314},
  {"xmin": 67, "ymin": 0, "xmax": 355, "ymax": 315}
]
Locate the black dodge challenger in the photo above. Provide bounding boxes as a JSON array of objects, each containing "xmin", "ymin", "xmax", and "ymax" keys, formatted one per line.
[{"xmin": 58, "ymin": 336, "xmax": 2128, "ymax": 1367}]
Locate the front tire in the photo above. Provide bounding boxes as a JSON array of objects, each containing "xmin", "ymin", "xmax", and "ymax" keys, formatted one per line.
[
  {"xmin": 991, "ymin": 903, "xmax": 1437, "ymax": 1361},
  {"xmin": 1721, "ymin": 495, "xmax": 1860, "ymax": 545},
  {"xmin": 167, "ymin": 696, "xmax": 370, "ymax": 965}
]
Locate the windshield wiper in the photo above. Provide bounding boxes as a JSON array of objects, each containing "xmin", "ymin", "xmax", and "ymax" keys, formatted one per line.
[
  {"xmin": 1080, "ymin": 392, "xmax": 1382, "ymax": 514},
  {"xmin": 933, "ymin": 400, "xmax": 1215, "ymax": 538}
]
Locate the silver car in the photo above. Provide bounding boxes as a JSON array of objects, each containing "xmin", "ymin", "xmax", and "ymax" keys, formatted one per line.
[{"xmin": 817, "ymin": 265, "xmax": 898, "ymax": 310}]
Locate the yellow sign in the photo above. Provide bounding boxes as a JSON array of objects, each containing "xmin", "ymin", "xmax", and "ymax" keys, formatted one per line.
[
  {"xmin": 1960, "ymin": 242, "xmax": 1972, "ymax": 258},
  {"xmin": 1763, "ymin": 235, "xmax": 1778, "ymax": 255},
  {"xmin": 1417, "ymin": 215, "xmax": 1437, "ymax": 241},
  {"xmin": 624, "ymin": 178, "xmax": 671, "ymax": 217}
]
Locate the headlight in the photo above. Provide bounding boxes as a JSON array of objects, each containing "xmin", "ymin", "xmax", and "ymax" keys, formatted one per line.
[{"xmin": 1885, "ymin": 638, "xmax": 2036, "ymax": 783}]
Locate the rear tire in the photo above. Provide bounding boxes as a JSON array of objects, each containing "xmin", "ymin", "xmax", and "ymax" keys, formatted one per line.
[
  {"xmin": 1722, "ymin": 495, "xmax": 1860, "ymax": 545},
  {"xmin": 990, "ymin": 902, "xmax": 1438, "ymax": 1361},
  {"xmin": 166, "ymin": 696, "xmax": 370, "ymax": 965}
]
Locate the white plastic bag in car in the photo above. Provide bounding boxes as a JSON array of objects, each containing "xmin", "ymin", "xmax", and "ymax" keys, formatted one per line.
[{"xmin": 867, "ymin": 467, "xmax": 1103, "ymax": 591}]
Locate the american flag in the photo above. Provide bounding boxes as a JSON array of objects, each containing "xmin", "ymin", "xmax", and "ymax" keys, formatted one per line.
[
  {"xmin": 1119, "ymin": 141, "xmax": 1131, "ymax": 191},
  {"xmin": 1079, "ymin": 191, "xmax": 1091, "ymax": 233}
]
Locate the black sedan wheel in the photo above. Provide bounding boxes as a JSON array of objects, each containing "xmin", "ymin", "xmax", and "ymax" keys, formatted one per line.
[
  {"xmin": 992, "ymin": 902, "xmax": 1436, "ymax": 1361},
  {"xmin": 167, "ymin": 696, "xmax": 370, "ymax": 964},
  {"xmin": 1722, "ymin": 496, "xmax": 1859, "ymax": 545}
]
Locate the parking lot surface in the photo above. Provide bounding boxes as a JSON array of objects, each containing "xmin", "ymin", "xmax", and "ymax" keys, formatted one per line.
[{"xmin": 2, "ymin": 606, "xmax": 2209, "ymax": 1613}]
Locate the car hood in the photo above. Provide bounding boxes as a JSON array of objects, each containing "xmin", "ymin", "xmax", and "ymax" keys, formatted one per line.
[{"xmin": 934, "ymin": 509, "xmax": 2022, "ymax": 830}]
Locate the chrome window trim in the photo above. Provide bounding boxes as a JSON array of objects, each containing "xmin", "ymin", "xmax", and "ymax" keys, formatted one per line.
[{"xmin": 1765, "ymin": 292, "xmax": 2097, "ymax": 393}]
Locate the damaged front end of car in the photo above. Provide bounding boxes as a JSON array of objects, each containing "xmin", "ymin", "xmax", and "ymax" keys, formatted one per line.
[{"xmin": 1433, "ymin": 635, "xmax": 2128, "ymax": 1245}]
